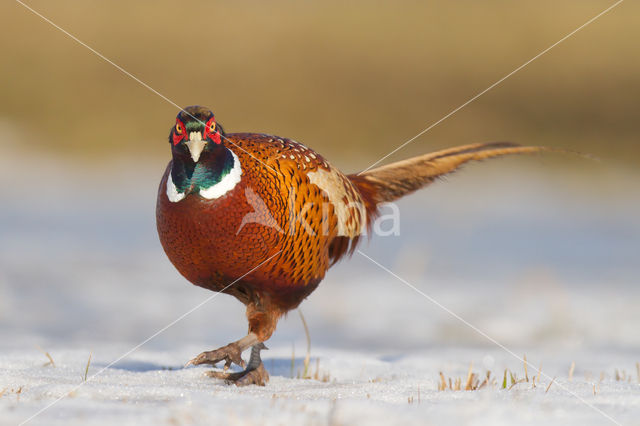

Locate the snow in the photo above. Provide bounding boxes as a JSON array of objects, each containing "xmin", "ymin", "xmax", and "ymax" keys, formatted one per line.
[
  {"xmin": 1, "ymin": 149, "xmax": 639, "ymax": 425},
  {"xmin": 2, "ymin": 347, "xmax": 638, "ymax": 425}
]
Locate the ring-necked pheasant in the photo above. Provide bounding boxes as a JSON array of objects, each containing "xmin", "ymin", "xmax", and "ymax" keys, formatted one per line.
[{"xmin": 156, "ymin": 105, "xmax": 547, "ymax": 386}]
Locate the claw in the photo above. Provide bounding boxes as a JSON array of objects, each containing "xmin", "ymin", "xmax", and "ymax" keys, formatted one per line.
[
  {"xmin": 206, "ymin": 363, "xmax": 269, "ymax": 386},
  {"xmin": 204, "ymin": 342, "xmax": 269, "ymax": 386},
  {"xmin": 185, "ymin": 342, "xmax": 244, "ymax": 369}
]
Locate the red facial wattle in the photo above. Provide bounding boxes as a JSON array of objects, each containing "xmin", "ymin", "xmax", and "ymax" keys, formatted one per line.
[
  {"xmin": 203, "ymin": 117, "xmax": 222, "ymax": 144},
  {"xmin": 172, "ymin": 120, "xmax": 186, "ymax": 146}
]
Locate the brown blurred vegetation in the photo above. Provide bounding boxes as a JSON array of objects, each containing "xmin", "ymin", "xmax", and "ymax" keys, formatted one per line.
[{"xmin": 1, "ymin": 0, "xmax": 638, "ymax": 171}]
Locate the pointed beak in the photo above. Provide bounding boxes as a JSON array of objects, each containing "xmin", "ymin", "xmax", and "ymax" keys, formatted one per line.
[{"xmin": 186, "ymin": 132, "xmax": 207, "ymax": 163}]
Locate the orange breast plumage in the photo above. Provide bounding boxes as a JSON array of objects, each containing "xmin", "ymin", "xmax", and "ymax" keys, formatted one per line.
[{"xmin": 156, "ymin": 133, "xmax": 366, "ymax": 312}]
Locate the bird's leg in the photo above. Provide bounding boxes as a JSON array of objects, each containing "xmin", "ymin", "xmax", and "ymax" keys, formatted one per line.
[
  {"xmin": 206, "ymin": 342, "xmax": 269, "ymax": 386},
  {"xmin": 186, "ymin": 302, "xmax": 277, "ymax": 385},
  {"xmin": 185, "ymin": 332, "xmax": 259, "ymax": 370}
]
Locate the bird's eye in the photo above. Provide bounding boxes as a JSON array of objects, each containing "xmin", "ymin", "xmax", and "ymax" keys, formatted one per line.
[
  {"xmin": 209, "ymin": 122, "xmax": 216, "ymax": 133},
  {"xmin": 175, "ymin": 124, "xmax": 183, "ymax": 135}
]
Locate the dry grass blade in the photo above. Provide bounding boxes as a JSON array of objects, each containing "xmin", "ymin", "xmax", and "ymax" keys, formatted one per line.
[
  {"xmin": 314, "ymin": 358, "xmax": 320, "ymax": 381},
  {"xmin": 36, "ymin": 345, "xmax": 55, "ymax": 368},
  {"xmin": 466, "ymin": 373, "xmax": 479, "ymax": 391},
  {"xmin": 465, "ymin": 362, "xmax": 474, "ymax": 390},
  {"xmin": 298, "ymin": 309, "xmax": 311, "ymax": 379},
  {"xmin": 313, "ymin": 359, "xmax": 331, "ymax": 383},
  {"xmin": 481, "ymin": 371, "xmax": 492, "ymax": 390},
  {"xmin": 569, "ymin": 361, "xmax": 576, "ymax": 382},
  {"xmin": 509, "ymin": 370, "xmax": 518, "ymax": 387},
  {"xmin": 439, "ymin": 366, "xmax": 489, "ymax": 392},
  {"xmin": 83, "ymin": 353, "xmax": 92, "ymax": 382},
  {"xmin": 636, "ymin": 362, "xmax": 640, "ymax": 384},
  {"xmin": 290, "ymin": 344, "xmax": 295, "ymax": 379},
  {"xmin": 439, "ymin": 372, "xmax": 447, "ymax": 391},
  {"xmin": 508, "ymin": 378, "xmax": 528, "ymax": 391},
  {"xmin": 546, "ymin": 377, "xmax": 556, "ymax": 393},
  {"xmin": 523, "ymin": 355, "xmax": 529, "ymax": 382},
  {"xmin": 537, "ymin": 362, "xmax": 543, "ymax": 383}
]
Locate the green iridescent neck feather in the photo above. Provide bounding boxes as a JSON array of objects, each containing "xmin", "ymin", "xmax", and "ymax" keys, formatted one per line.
[{"xmin": 171, "ymin": 147, "xmax": 235, "ymax": 193}]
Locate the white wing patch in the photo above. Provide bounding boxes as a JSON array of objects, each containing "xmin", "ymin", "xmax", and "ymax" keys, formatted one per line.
[
  {"xmin": 166, "ymin": 173, "xmax": 186, "ymax": 203},
  {"xmin": 200, "ymin": 151, "xmax": 242, "ymax": 200},
  {"xmin": 306, "ymin": 168, "xmax": 367, "ymax": 237}
]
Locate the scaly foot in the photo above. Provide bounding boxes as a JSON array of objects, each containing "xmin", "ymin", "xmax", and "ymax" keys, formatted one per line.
[
  {"xmin": 206, "ymin": 343, "xmax": 269, "ymax": 386},
  {"xmin": 185, "ymin": 342, "xmax": 245, "ymax": 369},
  {"xmin": 185, "ymin": 333, "xmax": 259, "ymax": 370},
  {"xmin": 207, "ymin": 362, "xmax": 269, "ymax": 386}
]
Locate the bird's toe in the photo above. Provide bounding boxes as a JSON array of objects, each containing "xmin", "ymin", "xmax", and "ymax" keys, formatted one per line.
[
  {"xmin": 206, "ymin": 363, "xmax": 269, "ymax": 386},
  {"xmin": 234, "ymin": 364, "xmax": 269, "ymax": 386},
  {"xmin": 185, "ymin": 342, "xmax": 244, "ymax": 368}
]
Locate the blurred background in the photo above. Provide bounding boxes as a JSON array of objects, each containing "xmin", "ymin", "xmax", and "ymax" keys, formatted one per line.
[{"xmin": 0, "ymin": 0, "xmax": 638, "ymax": 358}]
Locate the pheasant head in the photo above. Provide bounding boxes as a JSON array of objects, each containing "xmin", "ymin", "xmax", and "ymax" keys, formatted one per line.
[
  {"xmin": 170, "ymin": 105, "xmax": 224, "ymax": 162},
  {"xmin": 167, "ymin": 106, "xmax": 240, "ymax": 201}
]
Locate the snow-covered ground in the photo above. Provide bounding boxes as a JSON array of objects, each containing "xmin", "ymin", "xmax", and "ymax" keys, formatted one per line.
[
  {"xmin": 1, "ymin": 345, "xmax": 638, "ymax": 426},
  {"xmin": 1, "ymin": 148, "xmax": 638, "ymax": 425}
]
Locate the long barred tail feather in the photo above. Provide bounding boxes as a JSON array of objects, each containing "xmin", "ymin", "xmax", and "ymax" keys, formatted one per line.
[{"xmin": 348, "ymin": 142, "xmax": 551, "ymax": 224}]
